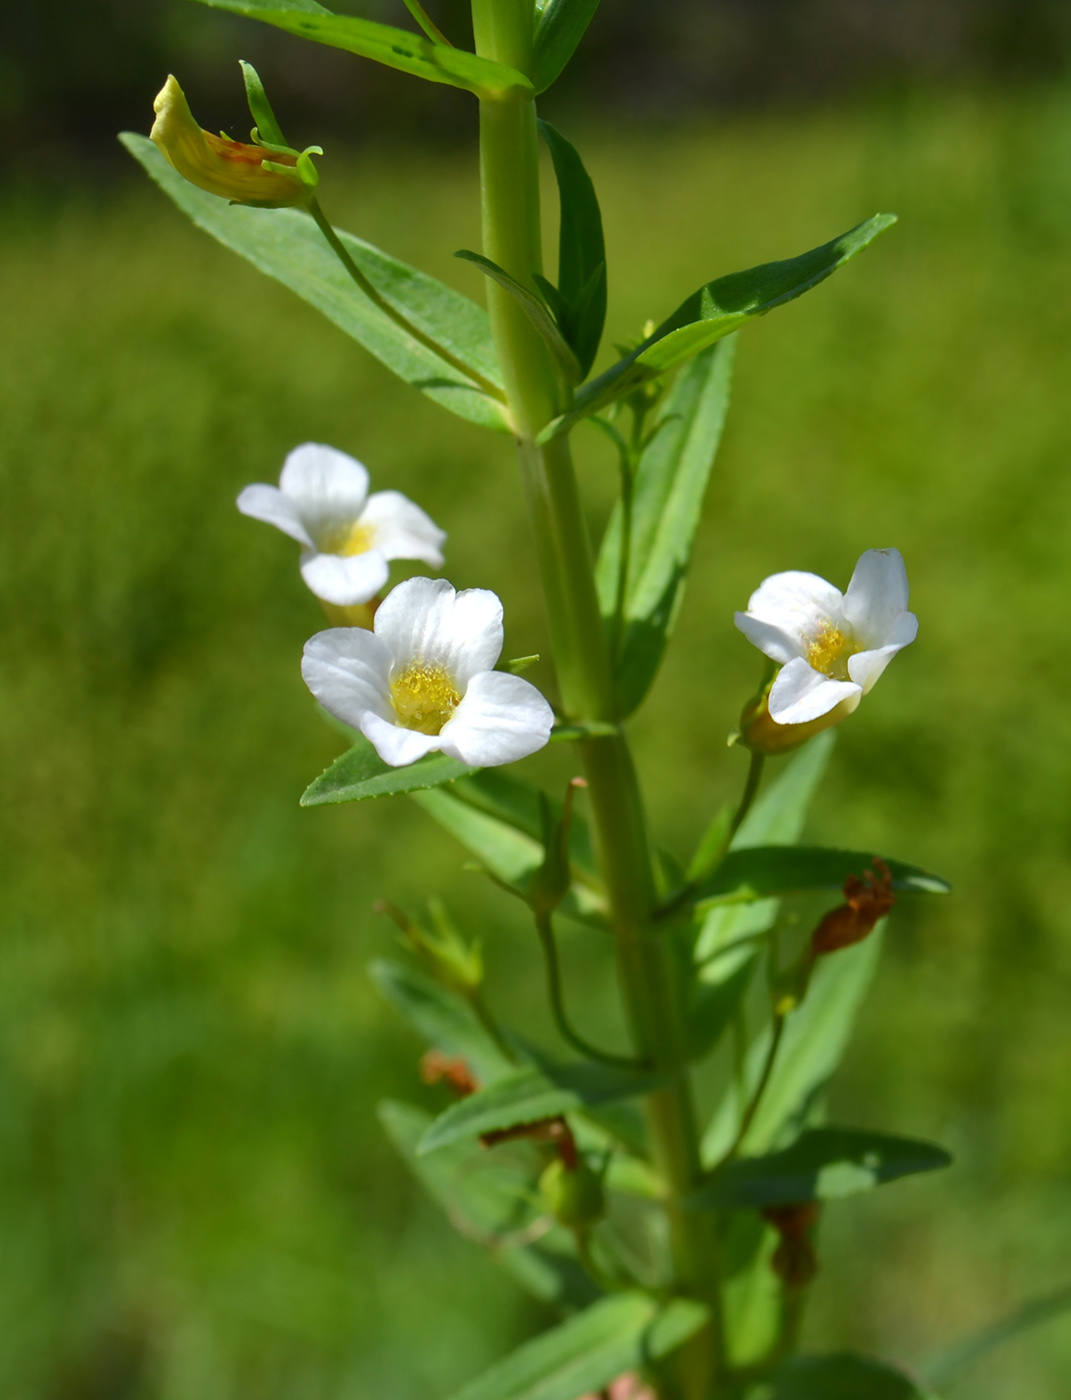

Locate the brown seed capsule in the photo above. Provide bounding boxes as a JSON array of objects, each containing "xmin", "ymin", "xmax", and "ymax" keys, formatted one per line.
[{"xmin": 811, "ymin": 858, "xmax": 896, "ymax": 956}]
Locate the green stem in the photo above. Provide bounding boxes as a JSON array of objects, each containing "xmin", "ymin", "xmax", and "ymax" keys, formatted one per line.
[
  {"xmin": 308, "ymin": 200, "xmax": 506, "ymax": 404},
  {"xmin": 401, "ymin": 0, "xmax": 454, "ymax": 46},
  {"xmin": 729, "ymin": 751, "xmax": 765, "ymax": 842},
  {"xmin": 534, "ymin": 910, "xmax": 645, "ymax": 1069}
]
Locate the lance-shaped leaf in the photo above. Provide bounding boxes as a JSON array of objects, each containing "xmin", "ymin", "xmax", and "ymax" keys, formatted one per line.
[
  {"xmin": 532, "ymin": 0, "xmax": 602, "ymax": 94},
  {"xmin": 419, "ymin": 1061, "xmax": 670, "ymax": 1154},
  {"xmin": 748, "ymin": 1353, "xmax": 941, "ymax": 1400},
  {"xmin": 688, "ymin": 1127, "xmax": 952, "ymax": 1211},
  {"xmin": 538, "ymin": 121, "xmax": 607, "ymax": 377},
  {"xmin": 369, "ymin": 959, "xmax": 512, "ymax": 1085},
  {"xmin": 541, "ymin": 214, "xmax": 895, "ymax": 440},
  {"xmin": 379, "ymin": 1099, "xmax": 600, "ymax": 1310},
  {"xmin": 445, "ymin": 1292, "xmax": 709, "ymax": 1400},
  {"xmin": 193, "ymin": 0, "xmax": 533, "ymax": 100},
  {"xmin": 703, "ymin": 933, "xmax": 884, "ymax": 1163},
  {"xmin": 300, "ymin": 734, "xmax": 475, "ymax": 805},
  {"xmin": 456, "ymin": 250, "xmax": 582, "ymax": 384},
  {"xmin": 596, "ymin": 336, "xmax": 734, "ymax": 716},
  {"xmin": 686, "ymin": 950, "xmax": 758, "ymax": 1062},
  {"xmin": 691, "ymin": 846, "xmax": 949, "ymax": 910},
  {"xmin": 121, "ymin": 134, "xmax": 509, "ymax": 432}
]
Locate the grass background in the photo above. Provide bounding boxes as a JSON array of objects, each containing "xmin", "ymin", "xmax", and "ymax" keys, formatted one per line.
[{"xmin": 2, "ymin": 84, "xmax": 1071, "ymax": 1398}]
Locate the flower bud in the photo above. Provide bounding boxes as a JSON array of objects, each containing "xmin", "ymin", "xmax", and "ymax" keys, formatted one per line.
[
  {"xmin": 150, "ymin": 75, "xmax": 319, "ymax": 208},
  {"xmin": 538, "ymin": 1156, "xmax": 605, "ymax": 1229},
  {"xmin": 736, "ymin": 687, "xmax": 856, "ymax": 757}
]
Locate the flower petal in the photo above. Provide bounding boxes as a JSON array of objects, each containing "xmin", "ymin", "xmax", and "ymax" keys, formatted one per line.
[
  {"xmin": 438, "ymin": 671, "xmax": 554, "ymax": 767},
  {"xmin": 374, "ymin": 578, "xmax": 504, "ymax": 685},
  {"xmin": 768, "ymin": 656, "xmax": 861, "ymax": 724},
  {"xmin": 738, "ymin": 570, "xmax": 847, "ymax": 655},
  {"xmin": 360, "ymin": 491, "xmax": 446, "ymax": 567},
  {"xmin": 236, "ymin": 483, "xmax": 313, "ymax": 547},
  {"xmin": 842, "ymin": 548, "xmax": 915, "ymax": 648},
  {"xmin": 301, "ymin": 627, "xmax": 393, "ymax": 731},
  {"xmin": 279, "ymin": 443, "xmax": 369, "ymax": 545},
  {"xmin": 360, "ymin": 711, "xmax": 444, "ymax": 767},
  {"xmin": 733, "ymin": 612, "xmax": 804, "ymax": 665},
  {"xmin": 847, "ymin": 618, "xmax": 916, "ymax": 693},
  {"xmin": 299, "ymin": 548, "xmax": 389, "ymax": 606}
]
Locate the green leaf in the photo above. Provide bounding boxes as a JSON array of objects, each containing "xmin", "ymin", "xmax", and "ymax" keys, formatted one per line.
[
  {"xmin": 687, "ymin": 952, "xmax": 758, "ymax": 1062},
  {"xmin": 538, "ymin": 121, "xmax": 608, "ymax": 377},
  {"xmin": 541, "ymin": 214, "xmax": 895, "ymax": 440},
  {"xmin": 121, "ymin": 134, "xmax": 509, "ymax": 432},
  {"xmin": 369, "ymin": 959, "xmax": 512, "ymax": 1084},
  {"xmin": 192, "ymin": 0, "xmax": 533, "ymax": 100},
  {"xmin": 300, "ymin": 734, "xmax": 475, "ymax": 805},
  {"xmin": 702, "ymin": 933, "xmax": 885, "ymax": 1163},
  {"xmin": 445, "ymin": 1292, "xmax": 709, "ymax": 1400},
  {"xmin": 688, "ymin": 1127, "xmax": 952, "ymax": 1210},
  {"xmin": 596, "ymin": 336, "xmax": 735, "ymax": 715},
  {"xmin": 456, "ymin": 249, "xmax": 582, "ymax": 384},
  {"xmin": 692, "ymin": 846, "xmax": 950, "ymax": 910},
  {"xmin": 532, "ymin": 0, "xmax": 602, "ymax": 93},
  {"xmin": 747, "ymin": 1353, "xmax": 940, "ymax": 1400},
  {"xmin": 419, "ymin": 1061, "xmax": 670, "ymax": 1154}
]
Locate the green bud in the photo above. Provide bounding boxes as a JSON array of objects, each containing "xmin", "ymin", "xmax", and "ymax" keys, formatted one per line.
[{"xmin": 538, "ymin": 1156, "xmax": 605, "ymax": 1229}]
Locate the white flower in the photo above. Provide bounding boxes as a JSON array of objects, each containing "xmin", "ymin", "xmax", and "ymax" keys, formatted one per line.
[
  {"xmin": 734, "ymin": 548, "xmax": 918, "ymax": 725},
  {"xmin": 302, "ymin": 577, "xmax": 555, "ymax": 768},
  {"xmin": 237, "ymin": 442, "xmax": 445, "ymax": 606}
]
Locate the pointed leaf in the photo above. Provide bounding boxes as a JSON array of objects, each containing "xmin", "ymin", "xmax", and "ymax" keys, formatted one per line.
[
  {"xmin": 596, "ymin": 336, "xmax": 734, "ymax": 714},
  {"xmin": 369, "ymin": 959, "xmax": 512, "ymax": 1084},
  {"xmin": 538, "ymin": 121, "xmax": 607, "ymax": 376},
  {"xmin": 192, "ymin": 0, "xmax": 533, "ymax": 100},
  {"xmin": 419, "ymin": 1061, "xmax": 670, "ymax": 1154},
  {"xmin": 692, "ymin": 846, "xmax": 949, "ymax": 910},
  {"xmin": 749, "ymin": 1353, "xmax": 941, "ymax": 1400},
  {"xmin": 456, "ymin": 249, "xmax": 582, "ymax": 383},
  {"xmin": 689, "ymin": 1127, "xmax": 952, "ymax": 1211},
  {"xmin": 301, "ymin": 734, "xmax": 475, "ymax": 805},
  {"xmin": 446, "ymin": 1292, "xmax": 709, "ymax": 1400},
  {"xmin": 687, "ymin": 952, "xmax": 758, "ymax": 1062},
  {"xmin": 541, "ymin": 214, "xmax": 895, "ymax": 440},
  {"xmin": 121, "ymin": 134, "xmax": 509, "ymax": 432},
  {"xmin": 532, "ymin": 0, "xmax": 602, "ymax": 93}
]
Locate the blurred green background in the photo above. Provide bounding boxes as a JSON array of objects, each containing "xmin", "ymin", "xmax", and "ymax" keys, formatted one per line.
[{"xmin": 3, "ymin": 3, "xmax": 1071, "ymax": 1398}]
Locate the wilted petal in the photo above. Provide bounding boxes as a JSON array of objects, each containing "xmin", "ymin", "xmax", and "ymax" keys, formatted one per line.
[
  {"xmin": 301, "ymin": 628, "xmax": 393, "ymax": 731},
  {"xmin": 375, "ymin": 578, "xmax": 503, "ymax": 685},
  {"xmin": 300, "ymin": 548, "xmax": 389, "ymax": 606},
  {"xmin": 438, "ymin": 671, "xmax": 554, "ymax": 767},
  {"xmin": 236, "ymin": 483, "xmax": 313, "ymax": 547},
  {"xmin": 280, "ymin": 443, "xmax": 369, "ymax": 545},
  {"xmin": 768, "ymin": 656, "xmax": 861, "ymax": 724},
  {"xmin": 361, "ymin": 490, "xmax": 446, "ymax": 567},
  {"xmin": 843, "ymin": 548, "xmax": 915, "ymax": 647}
]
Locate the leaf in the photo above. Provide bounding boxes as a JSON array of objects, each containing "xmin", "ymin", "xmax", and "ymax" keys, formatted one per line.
[
  {"xmin": 300, "ymin": 734, "xmax": 475, "ymax": 805},
  {"xmin": 692, "ymin": 846, "xmax": 950, "ymax": 910},
  {"xmin": 538, "ymin": 121, "xmax": 608, "ymax": 376},
  {"xmin": 747, "ymin": 1353, "xmax": 940, "ymax": 1400},
  {"xmin": 445, "ymin": 1292, "xmax": 709, "ymax": 1400},
  {"xmin": 447, "ymin": 770, "xmax": 599, "ymax": 882},
  {"xmin": 121, "ymin": 134, "xmax": 509, "ymax": 432},
  {"xmin": 541, "ymin": 214, "xmax": 895, "ymax": 440},
  {"xmin": 456, "ymin": 250, "xmax": 582, "ymax": 383},
  {"xmin": 702, "ymin": 933, "xmax": 885, "ymax": 1164},
  {"xmin": 419, "ymin": 1061, "xmax": 670, "ymax": 1154},
  {"xmin": 532, "ymin": 0, "xmax": 602, "ymax": 93},
  {"xmin": 688, "ymin": 1127, "xmax": 952, "ymax": 1210},
  {"xmin": 192, "ymin": 0, "xmax": 533, "ymax": 100},
  {"xmin": 368, "ymin": 959, "xmax": 512, "ymax": 1085},
  {"xmin": 596, "ymin": 337, "xmax": 735, "ymax": 715},
  {"xmin": 686, "ymin": 952, "xmax": 758, "ymax": 1062}
]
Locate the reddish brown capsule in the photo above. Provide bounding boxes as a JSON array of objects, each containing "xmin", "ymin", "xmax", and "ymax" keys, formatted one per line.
[{"xmin": 811, "ymin": 857, "xmax": 896, "ymax": 956}]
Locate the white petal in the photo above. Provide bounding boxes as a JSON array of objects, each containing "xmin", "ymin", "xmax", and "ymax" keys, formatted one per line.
[
  {"xmin": 299, "ymin": 548, "xmax": 389, "ymax": 606},
  {"xmin": 842, "ymin": 548, "xmax": 913, "ymax": 648},
  {"xmin": 360, "ymin": 491, "xmax": 446, "ymax": 567},
  {"xmin": 236, "ymin": 483, "xmax": 313, "ymax": 547},
  {"xmin": 733, "ymin": 612, "xmax": 804, "ymax": 665},
  {"xmin": 739, "ymin": 570, "xmax": 847, "ymax": 654},
  {"xmin": 374, "ymin": 577, "xmax": 503, "ymax": 685},
  {"xmin": 360, "ymin": 711, "xmax": 444, "ymax": 767},
  {"xmin": 847, "ymin": 621, "xmax": 916, "ymax": 693},
  {"xmin": 279, "ymin": 443, "xmax": 369, "ymax": 545},
  {"xmin": 301, "ymin": 628, "xmax": 393, "ymax": 731},
  {"xmin": 768, "ymin": 656, "xmax": 861, "ymax": 724},
  {"xmin": 438, "ymin": 671, "xmax": 555, "ymax": 767}
]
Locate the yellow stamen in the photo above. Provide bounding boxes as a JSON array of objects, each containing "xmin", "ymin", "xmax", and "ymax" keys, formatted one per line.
[
  {"xmin": 318, "ymin": 519, "xmax": 375, "ymax": 556},
  {"xmin": 807, "ymin": 623, "xmax": 856, "ymax": 679},
  {"xmin": 391, "ymin": 662, "xmax": 460, "ymax": 736}
]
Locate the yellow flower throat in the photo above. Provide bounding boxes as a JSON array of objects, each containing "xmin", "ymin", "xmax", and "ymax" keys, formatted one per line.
[
  {"xmin": 391, "ymin": 662, "xmax": 460, "ymax": 735},
  {"xmin": 807, "ymin": 623, "xmax": 858, "ymax": 680},
  {"xmin": 320, "ymin": 519, "xmax": 375, "ymax": 556}
]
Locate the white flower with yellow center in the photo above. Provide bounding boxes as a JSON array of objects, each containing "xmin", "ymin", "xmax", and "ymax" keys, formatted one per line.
[
  {"xmin": 301, "ymin": 577, "xmax": 555, "ymax": 768},
  {"xmin": 734, "ymin": 548, "xmax": 918, "ymax": 725},
  {"xmin": 237, "ymin": 443, "xmax": 445, "ymax": 606}
]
